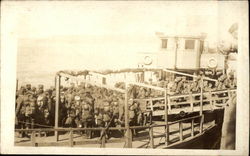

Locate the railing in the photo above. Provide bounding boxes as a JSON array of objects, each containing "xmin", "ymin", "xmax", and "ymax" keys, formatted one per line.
[
  {"xmin": 15, "ymin": 115, "xmax": 204, "ymax": 148},
  {"xmin": 134, "ymin": 89, "xmax": 236, "ymax": 116}
]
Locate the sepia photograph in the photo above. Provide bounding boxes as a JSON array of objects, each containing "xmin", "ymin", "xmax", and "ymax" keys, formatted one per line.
[{"xmin": 1, "ymin": 1, "xmax": 249, "ymax": 155}]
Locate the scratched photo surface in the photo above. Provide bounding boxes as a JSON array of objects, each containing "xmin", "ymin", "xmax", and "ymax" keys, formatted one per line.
[{"xmin": 1, "ymin": 1, "xmax": 249, "ymax": 155}]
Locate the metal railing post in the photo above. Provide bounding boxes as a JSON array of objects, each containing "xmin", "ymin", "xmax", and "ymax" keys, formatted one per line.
[
  {"xmin": 199, "ymin": 77, "xmax": 204, "ymax": 116},
  {"xmin": 189, "ymin": 93, "xmax": 193, "ymax": 112},
  {"xmin": 164, "ymin": 90, "xmax": 169, "ymax": 146},
  {"xmin": 124, "ymin": 82, "xmax": 132, "ymax": 148},
  {"xmin": 199, "ymin": 115, "xmax": 204, "ymax": 133},
  {"xmin": 209, "ymin": 91, "xmax": 213, "ymax": 110},
  {"xmin": 199, "ymin": 77, "xmax": 204, "ymax": 134},
  {"xmin": 227, "ymin": 89, "xmax": 232, "ymax": 106},
  {"xmin": 55, "ymin": 75, "xmax": 61, "ymax": 142}
]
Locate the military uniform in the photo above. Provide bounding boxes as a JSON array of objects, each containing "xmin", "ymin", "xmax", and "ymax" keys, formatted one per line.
[
  {"xmin": 81, "ymin": 103, "xmax": 93, "ymax": 138},
  {"xmin": 175, "ymin": 78, "xmax": 184, "ymax": 94}
]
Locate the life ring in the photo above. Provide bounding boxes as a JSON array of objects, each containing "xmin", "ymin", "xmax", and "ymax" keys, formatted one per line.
[
  {"xmin": 144, "ymin": 56, "xmax": 153, "ymax": 65},
  {"xmin": 179, "ymin": 111, "xmax": 186, "ymax": 117},
  {"xmin": 208, "ymin": 57, "xmax": 218, "ymax": 68}
]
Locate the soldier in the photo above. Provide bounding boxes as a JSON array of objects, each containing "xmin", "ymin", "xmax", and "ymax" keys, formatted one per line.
[
  {"xmin": 37, "ymin": 84, "xmax": 44, "ymax": 96},
  {"xmin": 81, "ymin": 101, "xmax": 94, "ymax": 138},
  {"xmin": 85, "ymin": 91, "xmax": 95, "ymax": 113},
  {"xmin": 26, "ymin": 84, "xmax": 32, "ymax": 92},
  {"xmin": 94, "ymin": 108, "xmax": 103, "ymax": 126},
  {"xmin": 64, "ymin": 108, "xmax": 76, "ymax": 128},
  {"xmin": 175, "ymin": 77, "xmax": 185, "ymax": 94},
  {"xmin": 203, "ymin": 81, "xmax": 210, "ymax": 92},
  {"xmin": 103, "ymin": 102, "xmax": 111, "ymax": 125},
  {"xmin": 15, "ymin": 88, "xmax": 27, "ymax": 137},
  {"xmin": 35, "ymin": 95, "xmax": 47, "ymax": 128},
  {"xmin": 112, "ymin": 102, "xmax": 119, "ymax": 119},
  {"xmin": 74, "ymin": 96, "xmax": 82, "ymax": 128},
  {"xmin": 117, "ymin": 97, "xmax": 125, "ymax": 126},
  {"xmin": 102, "ymin": 102, "xmax": 112, "ymax": 138},
  {"xmin": 167, "ymin": 81, "xmax": 176, "ymax": 95},
  {"xmin": 59, "ymin": 95, "xmax": 68, "ymax": 127},
  {"xmin": 190, "ymin": 80, "xmax": 199, "ymax": 93},
  {"xmin": 137, "ymin": 87, "xmax": 146, "ymax": 99},
  {"xmin": 128, "ymin": 104, "xmax": 137, "ymax": 136},
  {"xmin": 31, "ymin": 87, "xmax": 37, "ymax": 97},
  {"xmin": 217, "ymin": 74, "xmax": 227, "ymax": 90}
]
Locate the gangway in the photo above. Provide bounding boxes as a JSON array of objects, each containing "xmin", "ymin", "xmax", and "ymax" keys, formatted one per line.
[{"xmin": 134, "ymin": 89, "xmax": 236, "ymax": 117}]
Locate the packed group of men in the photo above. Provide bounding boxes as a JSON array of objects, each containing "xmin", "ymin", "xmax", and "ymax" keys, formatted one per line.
[
  {"xmin": 15, "ymin": 82, "xmax": 149, "ymax": 138},
  {"xmin": 15, "ymin": 72, "xmax": 237, "ymax": 138}
]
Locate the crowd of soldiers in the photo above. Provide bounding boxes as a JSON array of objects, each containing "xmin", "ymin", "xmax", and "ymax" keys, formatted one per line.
[
  {"xmin": 15, "ymin": 82, "xmax": 148, "ymax": 138},
  {"xmin": 15, "ymin": 72, "xmax": 236, "ymax": 138}
]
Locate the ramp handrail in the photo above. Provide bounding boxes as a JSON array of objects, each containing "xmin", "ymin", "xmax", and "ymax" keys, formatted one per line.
[{"xmin": 15, "ymin": 115, "xmax": 203, "ymax": 148}]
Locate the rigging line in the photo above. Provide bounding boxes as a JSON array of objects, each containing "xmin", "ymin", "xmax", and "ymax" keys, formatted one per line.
[{"xmin": 17, "ymin": 121, "xmax": 54, "ymax": 128}]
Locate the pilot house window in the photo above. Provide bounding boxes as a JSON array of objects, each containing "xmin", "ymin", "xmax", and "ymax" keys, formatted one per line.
[
  {"xmin": 185, "ymin": 40, "xmax": 195, "ymax": 49},
  {"xmin": 161, "ymin": 39, "xmax": 168, "ymax": 49}
]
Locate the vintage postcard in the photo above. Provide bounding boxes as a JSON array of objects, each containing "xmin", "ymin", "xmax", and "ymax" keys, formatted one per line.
[{"xmin": 1, "ymin": 1, "xmax": 249, "ymax": 155}]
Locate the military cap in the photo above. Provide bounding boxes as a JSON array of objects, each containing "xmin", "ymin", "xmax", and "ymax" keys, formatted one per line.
[
  {"xmin": 31, "ymin": 87, "xmax": 36, "ymax": 91},
  {"xmin": 38, "ymin": 84, "xmax": 44, "ymax": 89},
  {"xmin": 74, "ymin": 96, "xmax": 81, "ymax": 101},
  {"xmin": 26, "ymin": 84, "xmax": 31, "ymax": 88}
]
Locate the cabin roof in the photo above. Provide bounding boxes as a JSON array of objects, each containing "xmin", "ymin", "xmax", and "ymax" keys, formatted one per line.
[{"xmin": 155, "ymin": 32, "xmax": 206, "ymax": 40}]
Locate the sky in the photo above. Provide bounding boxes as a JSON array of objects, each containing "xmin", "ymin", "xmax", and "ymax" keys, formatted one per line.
[{"xmin": 2, "ymin": 1, "xmax": 246, "ymax": 87}]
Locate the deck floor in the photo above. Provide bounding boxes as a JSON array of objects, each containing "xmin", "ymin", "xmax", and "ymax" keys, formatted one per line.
[{"xmin": 15, "ymin": 121, "xmax": 215, "ymax": 148}]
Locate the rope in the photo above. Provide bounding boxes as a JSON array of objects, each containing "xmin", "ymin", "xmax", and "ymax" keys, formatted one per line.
[{"xmin": 17, "ymin": 120, "xmax": 54, "ymax": 128}]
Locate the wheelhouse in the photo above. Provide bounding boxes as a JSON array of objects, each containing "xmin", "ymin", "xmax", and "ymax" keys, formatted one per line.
[{"xmin": 138, "ymin": 33, "xmax": 206, "ymax": 71}]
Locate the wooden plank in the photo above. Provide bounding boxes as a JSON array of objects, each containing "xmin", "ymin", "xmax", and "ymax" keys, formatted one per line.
[
  {"xmin": 168, "ymin": 115, "xmax": 201, "ymax": 126},
  {"xmin": 164, "ymin": 90, "xmax": 169, "ymax": 146},
  {"xmin": 69, "ymin": 130, "xmax": 73, "ymax": 147},
  {"xmin": 191, "ymin": 119, "xmax": 194, "ymax": 137},
  {"xmin": 127, "ymin": 81, "xmax": 165, "ymax": 91},
  {"xmin": 31, "ymin": 131, "xmax": 36, "ymax": 146},
  {"xmin": 14, "ymin": 127, "xmax": 126, "ymax": 132},
  {"xmin": 179, "ymin": 122, "xmax": 183, "ymax": 141},
  {"xmin": 134, "ymin": 97, "xmax": 165, "ymax": 101},
  {"xmin": 162, "ymin": 69, "xmax": 217, "ymax": 82},
  {"xmin": 189, "ymin": 93, "xmax": 194, "ymax": 112},
  {"xmin": 58, "ymin": 72, "xmax": 125, "ymax": 93},
  {"xmin": 149, "ymin": 127, "xmax": 154, "ymax": 148},
  {"xmin": 101, "ymin": 130, "xmax": 106, "ymax": 148},
  {"xmin": 169, "ymin": 89, "xmax": 236, "ymax": 99}
]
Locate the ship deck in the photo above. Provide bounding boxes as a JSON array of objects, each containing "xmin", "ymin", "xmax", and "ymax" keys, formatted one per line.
[{"xmin": 15, "ymin": 120, "xmax": 216, "ymax": 148}]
